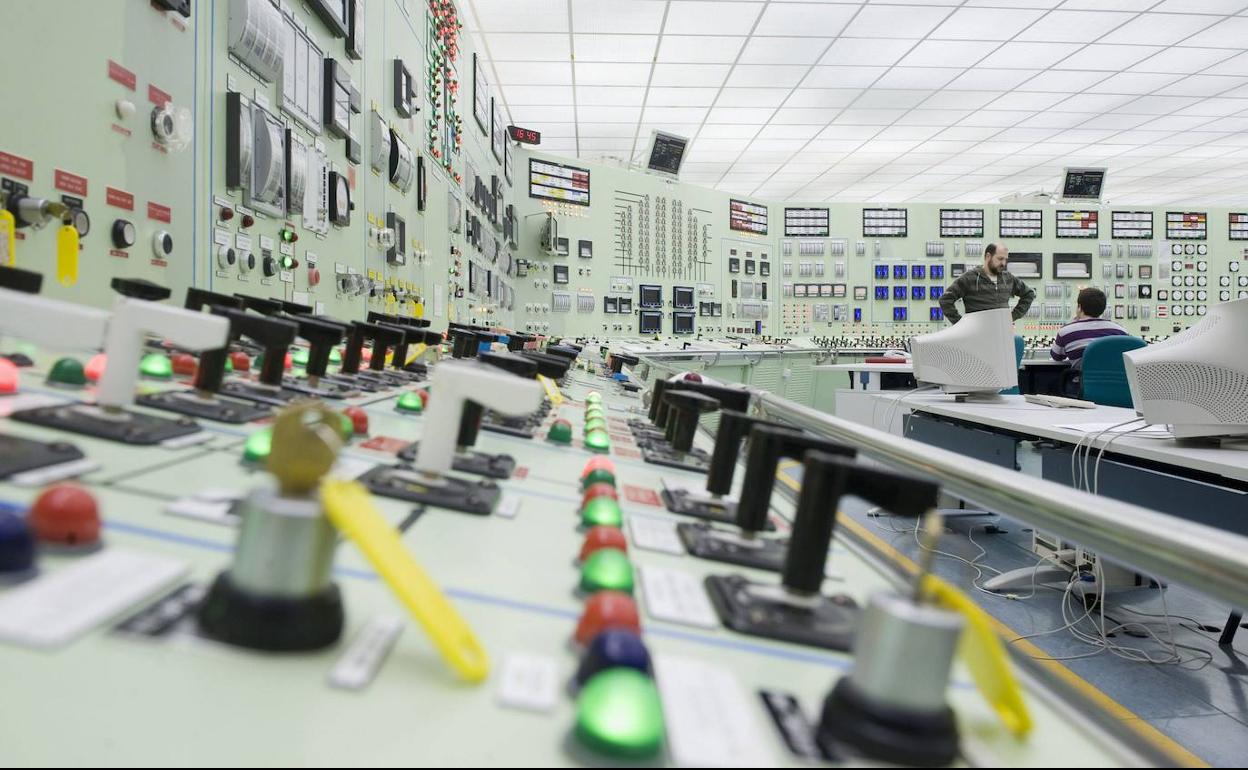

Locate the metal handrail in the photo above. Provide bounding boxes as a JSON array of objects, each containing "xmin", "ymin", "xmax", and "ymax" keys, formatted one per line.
[{"xmin": 756, "ymin": 391, "xmax": 1248, "ymax": 610}]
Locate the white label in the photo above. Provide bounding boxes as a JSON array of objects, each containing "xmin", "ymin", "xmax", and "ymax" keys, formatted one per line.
[
  {"xmin": 336, "ymin": 262, "xmax": 347, "ymax": 274},
  {"xmin": 496, "ymin": 653, "xmax": 559, "ymax": 713},
  {"xmin": 235, "ymin": 233, "xmax": 253, "ymax": 250},
  {"xmin": 496, "ymin": 496, "xmax": 520, "ymax": 519},
  {"xmin": 292, "ymin": 291, "xmax": 309, "ymax": 305},
  {"xmin": 9, "ymin": 458, "xmax": 100, "ymax": 487},
  {"xmin": 434, "ymin": 285, "xmax": 444, "ymax": 317},
  {"xmin": 638, "ymin": 566, "xmax": 718, "ymax": 629},
  {"xmin": 0, "ymin": 550, "xmax": 189, "ymax": 649},
  {"xmin": 305, "ymin": 251, "xmax": 317, "ymax": 265},
  {"xmin": 653, "ymin": 655, "xmax": 775, "ymax": 768},
  {"xmin": 259, "ymin": 235, "xmax": 275, "ymax": 251},
  {"xmin": 260, "ymin": 278, "xmax": 273, "ymax": 286},
  {"xmin": 160, "ymin": 432, "xmax": 214, "ymax": 449},
  {"xmin": 164, "ymin": 489, "xmax": 243, "ymax": 527},
  {"xmin": 238, "ymin": 275, "xmax": 250, "ymax": 283},
  {"xmin": 254, "ymin": 91, "xmax": 271, "ymax": 111},
  {"xmin": 280, "ymin": 270, "xmax": 294, "ymax": 283},
  {"xmin": 279, "ymin": 242, "xmax": 294, "ymax": 256},
  {"xmin": 315, "ymin": 301, "xmax": 325, "ymax": 314},
  {"xmin": 213, "ymin": 228, "xmax": 231, "ymax": 246},
  {"xmin": 628, "ymin": 515, "xmax": 685, "ymax": 555},
  {"xmin": 329, "ymin": 615, "xmax": 404, "ymax": 690},
  {"xmin": 236, "ymin": 205, "xmax": 254, "ymax": 217},
  {"xmin": 225, "ymin": 74, "xmax": 238, "ymax": 92}
]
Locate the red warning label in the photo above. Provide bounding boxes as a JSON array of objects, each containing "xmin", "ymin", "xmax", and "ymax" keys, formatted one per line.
[
  {"xmin": 107, "ymin": 60, "xmax": 136, "ymax": 90},
  {"xmin": 106, "ymin": 187, "xmax": 135, "ymax": 210},
  {"xmin": 54, "ymin": 169, "xmax": 88, "ymax": 197},
  {"xmin": 147, "ymin": 202, "xmax": 172, "ymax": 223},
  {"xmin": 0, "ymin": 151, "xmax": 33, "ymax": 181}
]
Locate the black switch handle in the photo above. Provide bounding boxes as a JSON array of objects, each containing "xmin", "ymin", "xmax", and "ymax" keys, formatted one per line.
[
  {"xmin": 292, "ymin": 316, "xmax": 346, "ymax": 378},
  {"xmin": 233, "ymin": 294, "xmax": 284, "ymax": 316},
  {"xmin": 519, "ymin": 351, "xmax": 570, "ymax": 379},
  {"xmin": 782, "ymin": 453, "xmax": 940, "ymax": 596},
  {"xmin": 185, "ymin": 288, "xmax": 244, "ymax": 312},
  {"xmin": 663, "ymin": 390, "xmax": 719, "ymax": 453},
  {"xmin": 195, "ymin": 309, "xmax": 298, "ymax": 391},
  {"xmin": 0, "ymin": 265, "xmax": 43, "ymax": 294},
  {"xmin": 111, "ymin": 277, "xmax": 171, "ymax": 301},
  {"xmin": 705, "ymin": 411, "xmax": 783, "ymax": 496},
  {"xmin": 479, "ymin": 351, "xmax": 539, "ymax": 379},
  {"xmin": 735, "ymin": 426, "xmax": 856, "ymax": 534},
  {"xmin": 369, "ymin": 322, "xmax": 411, "ymax": 372},
  {"xmin": 648, "ymin": 379, "xmax": 670, "ymax": 423},
  {"xmin": 342, "ymin": 322, "xmax": 402, "ymax": 374},
  {"xmin": 280, "ymin": 300, "xmax": 314, "ymax": 316}
]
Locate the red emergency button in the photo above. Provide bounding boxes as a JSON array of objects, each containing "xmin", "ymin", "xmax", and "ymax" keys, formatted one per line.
[
  {"xmin": 29, "ymin": 484, "xmax": 101, "ymax": 549},
  {"xmin": 580, "ymin": 526, "xmax": 628, "ymax": 562},
  {"xmin": 343, "ymin": 406, "xmax": 369, "ymax": 436},
  {"xmin": 575, "ymin": 590, "xmax": 641, "ymax": 646}
]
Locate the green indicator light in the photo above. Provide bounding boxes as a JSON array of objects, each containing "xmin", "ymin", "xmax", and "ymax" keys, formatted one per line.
[
  {"xmin": 585, "ymin": 392, "xmax": 603, "ymax": 404},
  {"xmin": 242, "ymin": 429, "xmax": 272, "ymax": 463},
  {"xmin": 337, "ymin": 413, "xmax": 354, "ymax": 441},
  {"xmin": 580, "ymin": 548, "xmax": 633, "ymax": 595},
  {"xmin": 224, "ymin": 357, "xmax": 234, "ymax": 372},
  {"xmin": 281, "ymin": 255, "xmax": 295, "ymax": 269},
  {"xmin": 581, "ymin": 468, "xmax": 616, "ymax": 489},
  {"xmin": 47, "ymin": 357, "xmax": 86, "ymax": 386},
  {"xmin": 329, "ymin": 348, "xmax": 343, "ymax": 365},
  {"xmin": 396, "ymin": 391, "xmax": 424, "ymax": 413},
  {"xmin": 580, "ymin": 497, "xmax": 623, "ymax": 529},
  {"xmin": 584, "ymin": 407, "xmax": 606, "ymax": 420},
  {"xmin": 584, "ymin": 418, "xmax": 608, "ymax": 434},
  {"xmin": 547, "ymin": 421, "xmax": 573, "ymax": 444},
  {"xmin": 139, "ymin": 353, "xmax": 172, "ymax": 379},
  {"xmin": 574, "ymin": 669, "xmax": 664, "ymax": 759},
  {"xmin": 584, "ymin": 430, "xmax": 611, "ymax": 454},
  {"xmin": 292, "ymin": 348, "xmax": 310, "ymax": 367}
]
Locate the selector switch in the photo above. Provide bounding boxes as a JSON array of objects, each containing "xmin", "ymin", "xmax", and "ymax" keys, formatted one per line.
[
  {"xmin": 111, "ymin": 220, "xmax": 136, "ymax": 250},
  {"xmin": 152, "ymin": 230, "xmax": 173, "ymax": 259},
  {"xmin": 217, "ymin": 246, "xmax": 237, "ymax": 269},
  {"xmin": 262, "ymin": 255, "xmax": 278, "ymax": 277},
  {"xmin": 238, "ymin": 251, "xmax": 255, "ymax": 273}
]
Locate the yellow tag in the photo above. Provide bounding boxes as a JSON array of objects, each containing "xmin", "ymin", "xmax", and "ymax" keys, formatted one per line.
[
  {"xmin": 321, "ymin": 478, "xmax": 490, "ymax": 683},
  {"xmin": 923, "ymin": 575, "xmax": 1032, "ymax": 738},
  {"xmin": 56, "ymin": 224, "xmax": 79, "ymax": 286},
  {"xmin": 0, "ymin": 210, "xmax": 14, "ymax": 266},
  {"xmin": 413, "ymin": 301, "xmax": 425, "ymax": 319},
  {"xmin": 538, "ymin": 374, "xmax": 564, "ymax": 407},
  {"xmin": 405, "ymin": 342, "xmax": 428, "ymax": 366}
]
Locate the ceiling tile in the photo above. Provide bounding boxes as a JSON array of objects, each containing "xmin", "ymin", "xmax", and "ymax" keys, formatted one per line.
[
  {"xmin": 1018, "ymin": 69, "xmax": 1112, "ymax": 91},
  {"xmin": 1102, "ymin": 13, "xmax": 1220, "ymax": 46},
  {"xmin": 509, "ymin": 105, "xmax": 577, "ymax": 122},
  {"xmin": 754, "ymin": 3, "xmax": 859, "ymax": 36},
  {"xmin": 1016, "ymin": 10, "xmax": 1135, "ymax": 42},
  {"xmin": 1053, "ymin": 93, "xmax": 1138, "ymax": 112},
  {"xmin": 706, "ymin": 106, "xmax": 777, "ymax": 124},
  {"xmin": 1156, "ymin": 74, "xmax": 1248, "ymax": 96},
  {"xmin": 656, "ymin": 36, "xmax": 746, "ymax": 64},
  {"xmin": 472, "ymin": 0, "xmax": 568, "ymax": 32},
  {"xmin": 645, "ymin": 86, "xmax": 721, "ymax": 106},
  {"xmin": 727, "ymin": 65, "xmax": 810, "ymax": 88},
  {"xmin": 958, "ymin": 110, "xmax": 1033, "ymax": 127},
  {"xmin": 1115, "ymin": 94, "xmax": 1204, "ymax": 114},
  {"xmin": 485, "ymin": 33, "xmax": 571, "ymax": 61},
  {"xmin": 937, "ymin": 126, "xmax": 1007, "ymax": 140},
  {"xmin": 749, "ymin": 138, "xmax": 809, "ymax": 152},
  {"xmin": 896, "ymin": 109, "xmax": 975, "ymax": 125},
  {"xmin": 853, "ymin": 89, "xmax": 933, "ymax": 109},
  {"xmin": 817, "ymin": 125, "xmax": 882, "ymax": 140},
  {"xmin": 664, "ymin": 1, "xmax": 765, "ymax": 35},
  {"xmin": 576, "ymin": 86, "xmax": 647, "ymax": 106},
  {"xmin": 930, "ymin": 6, "xmax": 1046, "ymax": 39},
  {"xmin": 578, "ymin": 105, "xmax": 641, "ymax": 122},
  {"xmin": 650, "ymin": 63, "xmax": 731, "ymax": 87},
  {"xmin": 576, "ymin": 122, "xmax": 637, "ymax": 138},
  {"xmin": 573, "ymin": 35, "xmax": 658, "ymax": 63},
  {"xmin": 505, "ymin": 85, "xmax": 575, "ymax": 105},
  {"xmin": 1160, "ymin": 14, "xmax": 1248, "ymax": 48},
  {"xmin": 1129, "ymin": 47, "xmax": 1238, "ymax": 74},
  {"xmin": 642, "ymin": 105, "xmax": 711, "ymax": 123},
  {"xmin": 717, "ymin": 88, "xmax": 791, "ymax": 108},
  {"xmin": 992, "ymin": 42, "xmax": 1085, "ymax": 69},
  {"xmin": 1086, "ymin": 72, "xmax": 1185, "ymax": 94},
  {"xmin": 899, "ymin": 40, "xmax": 991, "ymax": 68},
  {"xmin": 739, "ymin": 36, "xmax": 833, "ymax": 65},
  {"xmin": 871, "ymin": 67, "xmax": 963, "ymax": 90},
  {"xmin": 494, "ymin": 61, "xmax": 574, "ymax": 85},
  {"xmin": 832, "ymin": 108, "xmax": 909, "ymax": 125},
  {"xmin": 945, "ymin": 69, "xmax": 1042, "ymax": 91},
  {"xmin": 698, "ymin": 124, "xmax": 765, "ymax": 139},
  {"xmin": 1176, "ymin": 97, "xmax": 1248, "ymax": 116},
  {"xmin": 576, "ymin": 62, "xmax": 654, "ymax": 86},
  {"xmin": 985, "ymin": 91, "xmax": 1070, "ymax": 110},
  {"xmin": 820, "ymin": 38, "xmax": 917, "ymax": 67},
  {"xmin": 755, "ymin": 124, "xmax": 822, "ymax": 140},
  {"xmin": 770, "ymin": 107, "xmax": 843, "ymax": 124},
  {"xmin": 1023, "ymin": 111, "xmax": 1101, "ymax": 128},
  {"xmin": 842, "ymin": 5, "xmax": 958, "ymax": 39},
  {"xmin": 571, "ymin": 0, "xmax": 667, "ymax": 34},
  {"xmin": 1077, "ymin": 114, "xmax": 1154, "ymax": 130},
  {"xmin": 784, "ymin": 88, "xmax": 863, "ymax": 108},
  {"xmin": 921, "ymin": 90, "xmax": 1005, "ymax": 109}
]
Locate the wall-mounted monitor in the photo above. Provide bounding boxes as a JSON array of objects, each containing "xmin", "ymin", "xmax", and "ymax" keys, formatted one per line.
[
  {"xmin": 639, "ymin": 284, "xmax": 662, "ymax": 308},
  {"xmin": 673, "ymin": 286, "xmax": 694, "ymax": 309},
  {"xmin": 643, "ymin": 130, "xmax": 689, "ymax": 178},
  {"xmin": 1061, "ymin": 167, "xmax": 1106, "ymax": 202},
  {"xmin": 673, "ymin": 311, "xmax": 695, "ymax": 335},
  {"xmin": 639, "ymin": 310, "xmax": 662, "ymax": 335}
]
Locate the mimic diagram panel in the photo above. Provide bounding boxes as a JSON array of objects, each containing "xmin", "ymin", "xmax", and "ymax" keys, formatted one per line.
[{"xmin": 0, "ymin": 0, "xmax": 516, "ymax": 329}]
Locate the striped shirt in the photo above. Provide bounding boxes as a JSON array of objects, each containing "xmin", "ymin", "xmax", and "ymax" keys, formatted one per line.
[{"xmin": 1050, "ymin": 317, "xmax": 1129, "ymax": 364}]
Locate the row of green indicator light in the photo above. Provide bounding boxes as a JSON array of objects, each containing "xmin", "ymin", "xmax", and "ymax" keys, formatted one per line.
[{"xmin": 572, "ymin": 451, "xmax": 665, "ymax": 758}]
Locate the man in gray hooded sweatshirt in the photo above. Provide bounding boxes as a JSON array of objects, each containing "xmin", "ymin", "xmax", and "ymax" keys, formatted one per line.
[{"xmin": 939, "ymin": 242, "xmax": 1035, "ymax": 324}]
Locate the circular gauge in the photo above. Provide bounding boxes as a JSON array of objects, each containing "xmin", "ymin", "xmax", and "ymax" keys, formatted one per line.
[
  {"xmin": 1240, "ymin": 291, "xmax": 1248, "ymax": 299},
  {"xmin": 1172, "ymin": 304, "xmax": 1183, "ymax": 315},
  {"xmin": 1197, "ymin": 276, "xmax": 1207, "ymax": 287},
  {"xmin": 1172, "ymin": 244, "xmax": 1183, "ymax": 255},
  {"xmin": 1240, "ymin": 276, "xmax": 1248, "ymax": 287},
  {"xmin": 1197, "ymin": 290, "xmax": 1207, "ymax": 302},
  {"xmin": 1197, "ymin": 244, "xmax": 1207, "ymax": 255},
  {"xmin": 238, "ymin": 250, "xmax": 254, "ymax": 273},
  {"xmin": 1222, "ymin": 290, "xmax": 1232, "ymax": 302},
  {"xmin": 1171, "ymin": 259, "xmax": 1183, "ymax": 271},
  {"xmin": 1184, "ymin": 290, "xmax": 1196, "ymax": 301},
  {"xmin": 1185, "ymin": 275, "xmax": 1196, "ymax": 287},
  {"xmin": 330, "ymin": 173, "xmax": 350, "ymax": 224},
  {"xmin": 1222, "ymin": 276, "xmax": 1232, "ymax": 287},
  {"xmin": 1157, "ymin": 290, "xmax": 1168, "ymax": 300},
  {"xmin": 1231, "ymin": 262, "xmax": 1241, "ymax": 272},
  {"xmin": 1184, "ymin": 244, "xmax": 1196, "ymax": 255},
  {"xmin": 1172, "ymin": 275, "xmax": 1183, "ymax": 287},
  {"xmin": 1197, "ymin": 305, "xmax": 1207, "ymax": 316},
  {"xmin": 1197, "ymin": 260, "xmax": 1208, "ymax": 272}
]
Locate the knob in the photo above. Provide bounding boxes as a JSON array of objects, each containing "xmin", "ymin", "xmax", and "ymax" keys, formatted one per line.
[
  {"xmin": 663, "ymin": 390, "xmax": 719, "ymax": 453},
  {"xmin": 238, "ymin": 250, "xmax": 255, "ymax": 273},
  {"xmin": 152, "ymin": 230, "xmax": 173, "ymax": 259},
  {"xmin": 184, "ymin": 287, "xmax": 244, "ymax": 312},
  {"xmin": 151, "ymin": 105, "xmax": 177, "ymax": 144},
  {"xmin": 217, "ymin": 245, "xmax": 237, "ymax": 269},
  {"xmin": 735, "ymin": 426, "xmax": 856, "ymax": 535},
  {"xmin": 111, "ymin": 219, "xmax": 136, "ymax": 249},
  {"xmin": 705, "ymin": 411, "xmax": 783, "ymax": 497},
  {"xmin": 262, "ymin": 255, "xmax": 278, "ymax": 277},
  {"xmin": 219, "ymin": 207, "xmax": 234, "ymax": 222},
  {"xmin": 66, "ymin": 208, "xmax": 90, "ymax": 237},
  {"xmin": 412, "ymin": 360, "xmax": 544, "ymax": 476}
]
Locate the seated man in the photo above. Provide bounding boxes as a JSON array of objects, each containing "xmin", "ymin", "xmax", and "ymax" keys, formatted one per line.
[{"xmin": 1050, "ymin": 287, "xmax": 1128, "ymax": 369}]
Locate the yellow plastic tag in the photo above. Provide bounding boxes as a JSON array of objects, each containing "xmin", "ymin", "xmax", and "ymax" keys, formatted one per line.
[
  {"xmin": 412, "ymin": 300, "xmax": 425, "ymax": 319},
  {"xmin": 321, "ymin": 478, "xmax": 489, "ymax": 683},
  {"xmin": 56, "ymin": 224, "xmax": 79, "ymax": 286},
  {"xmin": 0, "ymin": 210, "xmax": 14, "ymax": 266},
  {"xmin": 923, "ymin": 574, "xmax": 1032, "ymax": 738},
  {"xmin": 538, "ymin": 374, "xmax": 564, "ymax": 407},
  {"xmin": 405, "ymin": 342, "xmax": 428, "ymax": 366}
]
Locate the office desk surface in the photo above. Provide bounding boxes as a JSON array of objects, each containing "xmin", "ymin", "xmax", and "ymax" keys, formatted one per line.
[{"xmin": 880, "ymin": 393, "xmax": 1248, "ymax": 484}]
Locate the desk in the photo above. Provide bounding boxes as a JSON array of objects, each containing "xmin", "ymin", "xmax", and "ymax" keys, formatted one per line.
[
  {"xmin": 846, "ymin": 392, "xmax": 1248, "ymax": 534},
  {"xmin": 818, "ymin": 360, "xmax": 1072, "ymax": 395}
]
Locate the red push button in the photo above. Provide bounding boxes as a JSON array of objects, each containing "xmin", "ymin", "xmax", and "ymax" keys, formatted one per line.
[
  {"xmin": 580, "ymin": 526, "xmax": 628, "ymax": 562},
  {"xmin": 229, "ymin": 351, "xmax": 251, "ymax": 372},
  {"xmin": 171, "ymin": 353, "xmax": 197, "ymax": 377},
  {"xmin": 29, "ymin": 483, "xmax": 101, "ymax": 548},
  {"xmin": 0, "ymin": 359, "xmax": 18, "ymax": 395},
  {"xmin": 343, "ymin": 406, "xmax": 369, "ymax": 436},
  {"xmin": 575, "ymin": 590, "xmax": 641, "ymax": 646},
  {"xmin": 581, "ymin": 456, "xmax": 616, "ymax": 480},
  {"xmin": 84, "ymin": 353, "xmax": 107, "ymax": 383},
  {"xmin": 581, "ymin": 482, "xmax": 618, "ymax": 508}
]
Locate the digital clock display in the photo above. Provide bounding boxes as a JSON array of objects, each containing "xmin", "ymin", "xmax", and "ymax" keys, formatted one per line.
[{"xmin": 507, "ymin": 126, "xmax": 541, "ymax": 145}]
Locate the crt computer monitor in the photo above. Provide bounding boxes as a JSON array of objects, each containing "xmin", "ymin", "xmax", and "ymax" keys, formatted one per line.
[
  {"xmin": 912, "ymin": 308, "xmax": 1018, "ymax": 395},
  {"xmin": 1124, "ymin": 297, "xmax": 1248, "ymax": 439}
]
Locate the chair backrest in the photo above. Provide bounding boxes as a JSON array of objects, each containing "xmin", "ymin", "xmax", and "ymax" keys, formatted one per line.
[
  {"xmin": 1000, "ymin": 335, "xmax": 1026, "ymax": 395},
  {"xmin": 1081, "ymin": 336, "xmax": 1147, "ymax": 407}
]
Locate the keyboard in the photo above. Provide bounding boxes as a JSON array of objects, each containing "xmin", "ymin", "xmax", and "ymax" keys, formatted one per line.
[{"xmin": 1024, "ymin": 394, "xmax": 1099, "ymax": 409}]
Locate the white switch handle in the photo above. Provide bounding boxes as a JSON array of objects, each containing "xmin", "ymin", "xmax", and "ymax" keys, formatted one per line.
[
  {"xmin": 0, "ymin": 288, "xmax": 110, "ymax": 349},
  {"xmin": 97, "ymin": 299, "xmax": 229, "ymax": 408},
  {"xmin": 414, "ymin": 361, "xmax": 542, "ymax": 475}
]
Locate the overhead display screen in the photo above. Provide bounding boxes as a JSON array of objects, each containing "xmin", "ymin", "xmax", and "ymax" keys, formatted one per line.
[
  {"xmin": 729, "ymin": 198, "xmax": 768, "ymax": 235},
  {"xmin": 528, "ymin": 159, "xmax": 590, "ymax": 206}
]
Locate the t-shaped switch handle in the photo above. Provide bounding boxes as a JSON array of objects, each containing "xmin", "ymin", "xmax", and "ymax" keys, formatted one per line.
[
  {"xmin": 185, "ymin": 288, "xmax": 244, "ymax": 312},
  {"xmin": 111, "ymin": 277, "xmax": 171, "ymax": 302},
  {"xmin": 414, "ymin": 360, "xmax": 543, "ymax": 476},
  {"xmin": 663, "ymin": 390, "xmax": 719, "ymax": 453},
  {"xmin": 705, "ymin": 411, "xmax": 783, "ymax": 496},
  {"xmin": 233, "ymin": 293, "xmax": 284, "ymax": 317},
  {"xmin": 195, "ymin": 308, "xmax": 298, "ymax": 392},
  {"xmin": 734, "ymin": 425, "xmax": 856, "ymax": 535},
  {"xmin": 0, "ymin": 288, "xmax": 109, "ymax": 350},
  {"xmin": 341, "ymin": 322, "xmax": 401, "ymax": 374}
]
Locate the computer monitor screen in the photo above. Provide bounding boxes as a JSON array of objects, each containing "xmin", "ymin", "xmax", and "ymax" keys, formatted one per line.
[
  {"xmin": 639, "ymin": 310, "xmax": 662, "ymax": 335},
  {"xmin": 645, "ymin": 131, "xmax": 689, "ymax": 177},
  {"xmin": 673, "ymin": 311, "xmax": 694, "ymax": 335},
  {"xmin": 912, "ymin": 308, "xmax": 1018, "ymax": 394},
  {"xmin": 639, "ymin": 284, "xmax": 662, "ymax": 308},
  {"xmin": 1062, "ymin": 167, "xmax": 1106, "ymax": 201}
]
